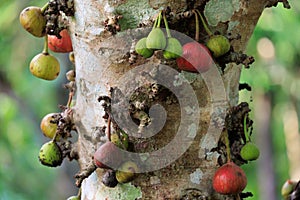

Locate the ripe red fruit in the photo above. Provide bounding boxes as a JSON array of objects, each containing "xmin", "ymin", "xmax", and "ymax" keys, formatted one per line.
[
  {"xmin": 213, "ymin": 162, "xmax": 247, "ymax": 195},
  {"xmin": 48, "ymin": 29, "xmax": 73, "ymax": 53},
  {"xmin": 176, "ymin": 42, "xmax": 213, "ymax": 73},
  {"xmin": 93, "ymin": 141, "xmax": 123, "ymax": 169}
]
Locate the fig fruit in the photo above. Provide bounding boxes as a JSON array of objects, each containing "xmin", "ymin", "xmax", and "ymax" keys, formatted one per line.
[
  {"xmin": 176, "ymin": 42, "xmax": 212, "ymax": 73},
  {"xmin": 206, "ymin": 35, "xmax": 230, "ymax": 57},
  {"xmin": 19, "ymin": 6, "xmax": 46, "ymax": 37},
  {"xmin": 213, "ymin": 162, "xmax": 247, "ymax": 195},
  {"xmin": 38, "ymin": 140, "xmax": 63, "ymax": 167},
  {"xmin": 240, "ymin": 142, "xmax": 260, "ymax": 161},
  {"xmin": 40, "ymin": 113, "xmax": 59, "ymax": 139},
  {"xmin": 111, "ymin": 132, "xmax": 129, "ymax": 150},
  {"xmin": 30, "ymin": 52, "xmax": 60, "ymax": 80},
  {"xmin": 69, "ymin": 52, "xmax": 75, "ymax": 63},
  {"xmin": 146, "ymin": 28, "xmax": 166, "ymax": 50},
  {"xmin": 48, "ymin": 29, "xmax": 73, "ymax": 53},
  {"xmin": 135, "ymin": 37, "xmax": 154, "ymax": 58},
  {"xmin": 102, "ymin": 170, "xmax": 118, "ymax": 188},
  {"xmin": 93, "ymin": 141, "xmax": 123, "ymax": 169},
  {"xmin": 116, "ymin": 161, "xmax": 139, "ymax": 183},
  {"xmin": 281, "ymin": 179, "xmax": 297, "ymax": 198},
  {"xmin": 163, "ymin": 37, "xmax": 183, "ymax": 59},
  {"xmin": 67, "ymin": 196, "xmax": 79, "ymax": 200}
]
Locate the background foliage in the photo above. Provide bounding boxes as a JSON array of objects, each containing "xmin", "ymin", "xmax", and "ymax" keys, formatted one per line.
[{"xmin": 0, "ymin": 1, "xmax": 299, "ymax": 199}]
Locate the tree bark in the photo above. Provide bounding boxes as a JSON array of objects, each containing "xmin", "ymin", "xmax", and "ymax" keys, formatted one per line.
[{"xmin": 70, "ymin": 0, "xmax": 273, "ymax": 199}]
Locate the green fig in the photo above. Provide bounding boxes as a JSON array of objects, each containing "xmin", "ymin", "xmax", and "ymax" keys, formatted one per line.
[
  {"xmin": 19, "ymin": 6, "xmax": 46, "ymax": 37},
  {"xmin": 116, "ymin": 161, "xmax": 139, "ymax": 183},
  {"xmin": 240, "ymin": 142, "xmax": 260, "ymax": 161},
  {"xmin": 38, "ymin": 140, "xmax": 63, "ymax": 167},
  {"xmin": 111, "ymin": 132, "xmax": 129, "ymax": 150},
  {"xmin": 135, "ymin": 38, "xmax": 154, "ymax": 58},
  {"xmin": 206, "ymin": 35, "xmax": 230, "ymax": 57},
  {"xmin": 30, "ymin": 52, "xmax": 60, "ymax": 80},
  {"xmin": 146, "ymin": 28, "xmax": 166, "ymax": 50},
  {"xmin": 67, "ymin": 196, "xmax": 79, "ymax": 200},
  {"xmin": 163, "ymin": 37, "xmax": 183, "ymax": 59},
  {"xmin": 40, "ymin": 113, "xmax": 59, "ymax": 139}
]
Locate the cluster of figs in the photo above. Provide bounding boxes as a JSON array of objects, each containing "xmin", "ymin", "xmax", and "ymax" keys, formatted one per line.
[
  {"xmin": 212, "ymin": 116, "xmax": 260, "ymax": 195},
  {"xmin": 19, "ymin": 4, "xmax": 73, "ymax": 81},
  {"xmin": 19, "ymin": 3, "xmax": 78, "ymax": 199},
  {"xmin": 93, "ymin": 131, "xmax": 139, "ymax": 187},
  {"xmin": 135, "ymin": 9, "xmax": 231, "ymax": 73},
  {"xmin": 19, "ymin": 3, "xmax": 264, "ymax": 198}
]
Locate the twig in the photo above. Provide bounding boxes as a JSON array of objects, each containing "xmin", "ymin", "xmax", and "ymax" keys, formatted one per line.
[{"xmin": 74, "ymin": 162, "xmax": 97, "ymax": 187}]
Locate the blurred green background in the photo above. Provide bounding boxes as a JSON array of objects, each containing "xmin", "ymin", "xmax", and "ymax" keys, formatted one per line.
[
  {"xmin": 0, "ymin": 0, "xmax": 78, "ymax": 200},
  {"xmin": 0, "ymin": 0, "xmax": 299, "ymax": 199}
]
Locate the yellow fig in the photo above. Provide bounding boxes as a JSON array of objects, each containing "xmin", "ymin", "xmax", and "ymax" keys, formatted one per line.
[
  {"xmin": 281, "ymin": 179, "xmax": 297, "ymax": 198},
  {"xmin": 40, "ymin": 113, "xmax": 59, "ymax": 139},
  {"xmin": 116, "ymin": 161, "xmax": 139, "ymax": 183},
  {"xmin": 19, "ymin": 6, "xmax": 46, "ymax": 37},
  {"xmin": 30, "ymin": 52, "xmax": 60, "ymax": 80}
]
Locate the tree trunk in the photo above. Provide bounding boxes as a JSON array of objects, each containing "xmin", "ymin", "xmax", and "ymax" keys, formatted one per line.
[{"xmin": 70, "ymin": 0, "xmax": 276, "ymax": 199}]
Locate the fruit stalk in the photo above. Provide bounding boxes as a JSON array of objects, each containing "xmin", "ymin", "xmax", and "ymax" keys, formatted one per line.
[
  {"xmin": 107, "ymin": 116, "xmax": 111, "ymax": 141},
  {"xmin": 52, "ymin": 129, "xmax": 60, "ymax": 142},
  {"xmin": 41, "ymin": 2, "xmax": 49, "ymax": 14},
  {"xmin": 243, "ymin": 115, "xmax": 250, "ymax": 142},
  {"xmin": 192, "ymin": 10, "xmax": 200, "ymax": 42},
  {"xmin": 157, "ymin": 11, "xmax": 162, "ymax": 28},
  {"xmin": 195, "ymin": 10, "xmax": 213, "ymax": 37},
  {"xmin": 163, "ymin": 13, "xmax": 171, "ymax": 38},
  {"xmin": 224, "ymin": 130, "xmax": 231, "ymax": 162},
  {"xmin": 43, "ymin": 35, "xmax": 49, "ymax": 54}
]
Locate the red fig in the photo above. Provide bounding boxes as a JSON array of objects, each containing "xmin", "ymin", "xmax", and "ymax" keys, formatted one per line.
[
  {"xmin": 48, "ymin": 29, "xmax": 73, "ymax": 53},
  {"xmin": 176, "ymin": 42, "xmax": 212, "ymax": 73},
  {"xmin": 93, "ymin": 141, "xmax": 122, "ymax": 169},
  {"xmin": 213, "ymin": 162, "xmax": 247, "ymax": 195}
]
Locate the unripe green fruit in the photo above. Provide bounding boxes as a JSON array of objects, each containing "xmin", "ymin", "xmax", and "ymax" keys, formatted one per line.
[
  {"xmin": 30, "ymin": 52, "xmax": 60, "ymax": 80},
  {"xmin": 111, "ymin": 132, "xmax": 129, "ymax": 150},
  {"xmin": 135, "ymin": 38, "xmax": 154, "ymax": 58},
  {"xmin": 19, "ymin": 6, "xmax": 46, "ymax": 37},
  {"xmin": 67, "ymin": 196, "xmax": 79, "ymax": 200},
  {"xmin": 163, "ymin": 37, "xmax": 183, "ymax": 59},
  {"xmin": 116, "ymin": 161, "xmax": 139, "ymax": 183},
  {"xmin": 38, "ymin": 140, "xmax": 63, "ymax": 167},
  {"xmin": 281, "ymin": 179, "xmax": 297, "ymax": 198},
  {"xmin": 40, "ymin": 113, "xmax": 59, "ymax": 139},
  {"xmin": 240, "ymin": 142, "xmax": 260, "ymax": 161},
  {"xmin": 206, "ymin": 35, "xmax": 230, "ymax": 57},
  {"xmin": 146, "ymin": 28, "xmax": 166, "ymax": 50}
]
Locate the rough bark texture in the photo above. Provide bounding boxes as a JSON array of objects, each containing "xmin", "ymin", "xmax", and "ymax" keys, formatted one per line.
[{"xmin": 70, "ymin": 0, "xmax": 270, "ymax": 199}]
